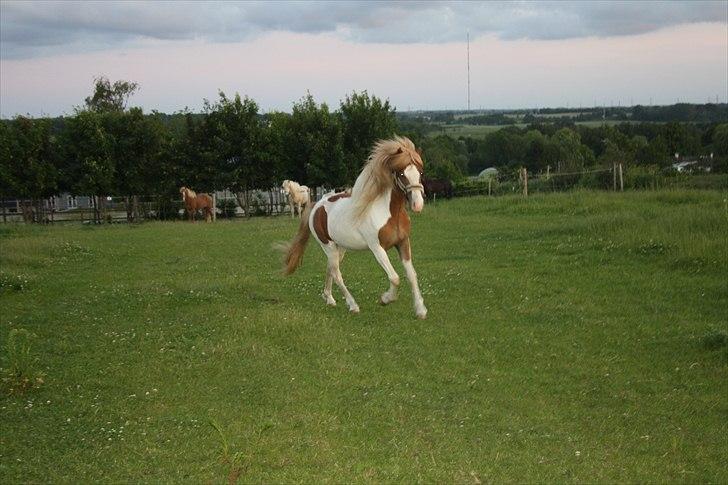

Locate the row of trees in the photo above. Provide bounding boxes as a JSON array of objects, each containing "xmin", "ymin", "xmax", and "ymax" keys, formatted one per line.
[
  {"xmin": 2, "ymin": 77, "xmax": 727, "ymax": 216},
  {"xmin": 0, "ymin": 79, "xmax": 399, "ymax": 208},
  {"xmin": 407, "ymin": 121, "xmax": 728, "ymax": 178}
]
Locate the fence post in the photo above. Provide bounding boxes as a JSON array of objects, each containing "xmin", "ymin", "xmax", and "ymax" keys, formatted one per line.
[
  {"xmin": 212, "ymin": 192, "xmax": 217, "ymax": 221},
  {"xmin": 619, "ymin": 163, "xmax": 624, "ymax": 192},
  {"xmin": 488, "ymin": 177, "xmax": 492, "ymax": 196},
  {"xmin": 613, "ymin": 163, "xmax": 617, "ymax": 191},
  {"xmin": 523, "ymin": 168, "xmax": 528, "ymax": 197}
]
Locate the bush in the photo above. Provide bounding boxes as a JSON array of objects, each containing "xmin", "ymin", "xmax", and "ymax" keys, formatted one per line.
[{"xmin": 216, "ymin": 198, "xmax": 238, "ymax": 218}]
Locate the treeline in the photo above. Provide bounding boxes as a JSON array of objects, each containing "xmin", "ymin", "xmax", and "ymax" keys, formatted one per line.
[
  {"xmin": 0, "ymin": 78, "xmax": 399, "ymax": 204},
  {"xmin": 2, "ymin": 77, "xmax": 727, "ymax": 208},
  {"xmin": 400, "ymin": 103, "xmax": 728, "ymax": 126},
  {"xmin": 406, "ymin": 121, "xmax": 728, "ymax": 180}
]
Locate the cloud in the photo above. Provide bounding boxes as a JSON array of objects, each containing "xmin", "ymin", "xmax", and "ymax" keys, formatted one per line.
[{"xmin": 1, "ymin": 0, "xmax": 726, "ymax": 59}]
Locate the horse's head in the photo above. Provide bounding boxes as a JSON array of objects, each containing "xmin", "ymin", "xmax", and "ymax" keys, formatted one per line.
[
  {"xmin": 389, "ymin": 144, "xmax": 425, "ymax": 213},
  {"xmin": 179, "ymin": 186, "xmax": 187, "ymax": 200},
  {"xmin": 281, "ymin": 180, "xmax": 291, "ymax": 195}
]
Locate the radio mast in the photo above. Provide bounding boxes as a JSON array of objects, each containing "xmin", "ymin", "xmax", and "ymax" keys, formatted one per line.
[{"xmin": 467, "ymin": 31, "xmax": 471, "ymax": 111}]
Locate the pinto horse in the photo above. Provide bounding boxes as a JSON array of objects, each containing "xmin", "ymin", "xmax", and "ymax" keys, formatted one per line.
[
  {"xmin": 281, "ymin": 180, "xmax": 311, "ymax": 218},
  {"xmin": 280, "ymin": 136, "xmax": 428, "ymax": 319},
  {"xmin": 179, "ymin": 187, "xmax": 214, "ymax": 222}
]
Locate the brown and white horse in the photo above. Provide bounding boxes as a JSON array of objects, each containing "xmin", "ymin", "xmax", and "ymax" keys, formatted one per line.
[
  {"xmin": 281, "ymin": 180, "xmax": 310, "ymax": 218},
  {"xmin": 179, "ymin": 187, "xmax": 214, "ymax": 222},
  {"xmin": 281, "ymin": 136, "xmax": 427, "ymax": 319}
]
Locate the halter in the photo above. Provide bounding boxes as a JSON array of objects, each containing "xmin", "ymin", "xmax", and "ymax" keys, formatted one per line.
[{"xmin": 393, "ymin": 164, "xmax": 424, "ymax": 194}]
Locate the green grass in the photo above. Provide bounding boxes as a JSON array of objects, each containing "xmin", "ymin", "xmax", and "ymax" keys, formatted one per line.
[
  {"xmin": 428, "ymin": 121, "xmax": 628, "ymax": 139},
  {"xmin": 1, "ymin": 190, "xmax": 727, "ymax": 483}
]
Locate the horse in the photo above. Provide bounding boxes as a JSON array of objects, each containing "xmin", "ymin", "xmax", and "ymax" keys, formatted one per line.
[
  {"xmin": 179, "ymin": 186, "xmax": 214, "ymax": 222},
  {"xmin": 422, "ymin": 177, "xmax": 454, "ymax": 199},
  {"xmin": 280, "ymin": 136, "xmax": 428, "ymax": 319},
  {"xmin": 281, "ymin": 180, "xmax": 311, "ymax": 218}
]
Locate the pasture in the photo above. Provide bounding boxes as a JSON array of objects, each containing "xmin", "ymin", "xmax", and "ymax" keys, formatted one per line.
[
  {"xmin": 427, "ymin": 120, "xmax": 627, "ymax": 139},
  {"xmin": 1, "ymin": 190, "xmax": 727, "ymax": 482}
]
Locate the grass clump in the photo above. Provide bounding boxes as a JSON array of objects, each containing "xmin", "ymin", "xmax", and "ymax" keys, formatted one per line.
[{"xmin": 1, "ymin": 328, "xmax": 45, "ymax": 394}]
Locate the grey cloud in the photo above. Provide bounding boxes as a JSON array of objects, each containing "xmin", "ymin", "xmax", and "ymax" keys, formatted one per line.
[{"xmin": 1, "ymin": 0, "xmax": 725, "ymax": 59}]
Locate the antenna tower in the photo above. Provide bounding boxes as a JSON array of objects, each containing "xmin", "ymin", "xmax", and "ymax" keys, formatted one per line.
[{"xmin": 467, "ymin": 31, "xmax": 470, "ymax": 111}]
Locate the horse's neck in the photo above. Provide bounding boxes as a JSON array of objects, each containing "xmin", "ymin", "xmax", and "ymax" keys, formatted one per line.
[{"xmin": 388, "ymin": 188, "xmax": 406, "ymax": 216}]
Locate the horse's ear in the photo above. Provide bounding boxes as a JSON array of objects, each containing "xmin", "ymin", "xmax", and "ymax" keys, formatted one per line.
[{"xmin": 395, "ymin": 147, "xmax": 403, "ymax": 155}]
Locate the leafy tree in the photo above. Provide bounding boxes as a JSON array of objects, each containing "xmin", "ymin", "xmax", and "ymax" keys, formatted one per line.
[
  {"xmin": 281, "ymin": 93, "xmax": 345, "ymax": 189},
  {"xmin": 104, "ymin": 108, "xmax": 167, "ymax": 196},
  {"xmin": 59, "ymin": 110, "xmax": 114, "ymax": 197},
  {"xmin": 0, "ymin": 116, "xmax": 58, "ymax": 200},
  {"xmin": 712, "ymin": 124, "xmax": 728, "ymax": 157},
  {"xmin": 84, "ymin": 76, "xmax": 139, "ymax": 113},
  {"xmin": 421, "ymin": 135, "xmax": 468, "ymax": 181},
  {"xmin": 339, "ymin": 91, "xmax": 398, "ymax": 183},
  {"xmin": 203, "ymin": 92, "xmax": 272, "ymax": 192},
  {"xmin": 550, "ymin": 128, "xmax": 594, "ymax": 171}
]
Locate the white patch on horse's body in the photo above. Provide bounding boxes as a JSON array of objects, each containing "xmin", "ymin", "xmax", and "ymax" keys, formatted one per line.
[{"xmin": 281, "ymin": 136, "xmax": 427, "ymax": 319}]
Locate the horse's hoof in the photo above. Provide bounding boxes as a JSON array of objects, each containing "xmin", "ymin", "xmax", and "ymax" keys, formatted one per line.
[
  {"xmin": 416, "ymin": 309, "xmax": 428, "ymax": 320},
  {"xmin": 322, "ymin": 294, "xmax": 336, "ymax": 306},
  {"xmin": 379, "ymin": 295, "xmax": 396, "ymax": 306},
  {"xmin": 349, "ymin": 306, "xmax": 360, "ymax": 314}
]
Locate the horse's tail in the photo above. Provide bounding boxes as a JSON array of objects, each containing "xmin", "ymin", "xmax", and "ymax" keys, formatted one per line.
[{"xmin": 277, "ymin": 204, "xmax": 312, "ymax": 275}]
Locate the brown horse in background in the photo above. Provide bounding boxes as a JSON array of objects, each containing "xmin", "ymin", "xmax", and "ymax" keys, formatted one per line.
[{"xmin": 180, "ymin": 187, "xmax": 214, "ymax": 222}]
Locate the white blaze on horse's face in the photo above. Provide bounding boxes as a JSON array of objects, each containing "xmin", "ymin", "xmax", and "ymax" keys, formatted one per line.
[{"xmin": 403, "ymin": 164, "xmax": 424, "ymax": 213}]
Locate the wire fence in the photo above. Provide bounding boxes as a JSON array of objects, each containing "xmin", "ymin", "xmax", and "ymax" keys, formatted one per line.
[
  {"xmin": 0, "ymin": 186, "xmax": 340, "ymax": 224},
  {"xmin": 3, "ymin": 167, "xmax": 726, "ymax": 224}
]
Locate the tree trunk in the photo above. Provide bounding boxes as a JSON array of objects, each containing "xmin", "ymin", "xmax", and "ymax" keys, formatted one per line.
[
  {"xmin": 132, "ymin": 195, "xmax": 140, "ymax": 223},
  {"xmin": 125, "ymin": 196, "xmax": 132, "ymax": 222}
]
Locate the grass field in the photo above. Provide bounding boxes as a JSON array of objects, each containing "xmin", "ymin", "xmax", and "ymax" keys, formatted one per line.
[
  {"xmin": 1, "ymin": 190, "xmax": 727, "ymax": 483},
  {"xmin": 428, "ymin": 121, "xmax": 627, "ymax": 139}
]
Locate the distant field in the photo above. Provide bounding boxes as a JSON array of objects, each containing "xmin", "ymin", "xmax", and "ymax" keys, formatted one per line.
[
  {"xmin": 428, "ymin": 120, "xmax": 626, "ymax": 138},
  {"xmin": 1, "ymin": 190, "xmax": 727, "ymax": 482}
]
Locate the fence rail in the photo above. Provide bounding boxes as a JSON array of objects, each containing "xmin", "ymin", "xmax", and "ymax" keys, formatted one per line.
[{"xmin": 3, "ymin": 168, "xmax": 726, "ymax": 224}]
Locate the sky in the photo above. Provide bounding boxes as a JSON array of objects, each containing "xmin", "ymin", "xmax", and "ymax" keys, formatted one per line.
[{"xmin": 0, "ymin": 0, "xmax": 726, "ymax": 118}]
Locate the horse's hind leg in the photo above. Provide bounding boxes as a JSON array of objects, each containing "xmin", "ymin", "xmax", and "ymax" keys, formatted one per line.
[{"xmin": 325, "ymin": 244, "xmax": 359, "ymax": 313}]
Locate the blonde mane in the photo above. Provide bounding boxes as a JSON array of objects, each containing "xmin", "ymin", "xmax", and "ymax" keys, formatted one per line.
[
  {"xmin": 351, "ymin": 135, "xmax": 423, "ymax": 221},
  {"xmin": 180, "ymin": 187, "xmax": 197, "ymax": 200}
]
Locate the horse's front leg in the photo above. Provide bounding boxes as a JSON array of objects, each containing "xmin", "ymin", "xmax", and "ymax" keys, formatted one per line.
[
  {"xmin": 368, "ymin": 243, "xmax": 400, "ymax": 306},
  {"xmin": 397, "ymin": 238, "xmax": 427, "ymax": 319}
]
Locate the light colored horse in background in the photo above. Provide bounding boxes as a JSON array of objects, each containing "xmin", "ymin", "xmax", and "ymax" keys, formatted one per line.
[
  {"xmin": 280, "ymin": 136, "xmax": 428, "ymax": 319},
  {"xmin": 281, "ymin": 180, "xmax": 310, "ymax": 218},
  {"xmin": 179, "ymin": 186, "xmax": 214, "ymax": 222}
]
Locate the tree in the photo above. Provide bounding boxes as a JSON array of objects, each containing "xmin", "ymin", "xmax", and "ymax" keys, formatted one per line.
[
  {"xmin": 84, "ymin": 76, "xmax": 139, "ymax": 113},
  {"xmin": 282, "ymin": 93, "xmax": 345, "ymax": 190},
  {"xmin": 0, "ymin": 117, "xmax": 58, "ymax": 221},
  {"xmin": 59, "ymin": 111, "xmax": 114, "ymax": 197},
  {"xmin": 421, "ymin": 135, "xmax": 469, "ymax": 181},
  {"xmin": 339, "ymin": 91, "xmax": 398, "ymax": 183},
  {"xmin": 712, "ymin": 124, "xmax": 728, "ymax": 157},
  {"xmin": 550, "ymin": 128, "xmax": 594, "ymax": 171},
  {"xmin": 204, "ymin": 92, "xmax": 272, "ymax": 192}
]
